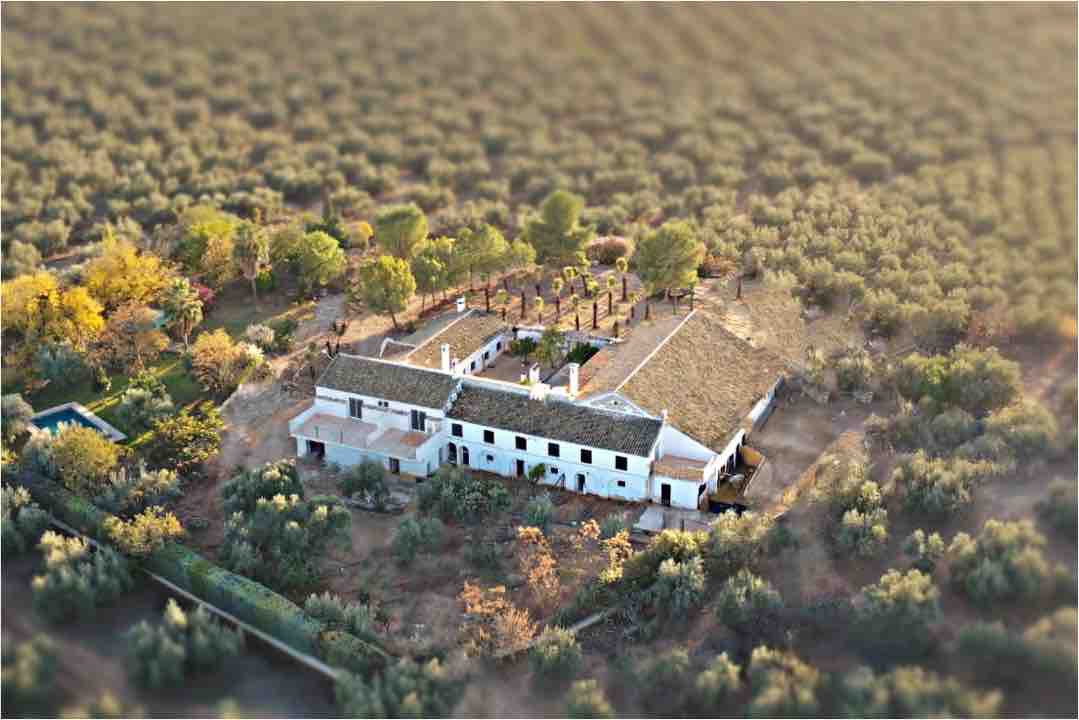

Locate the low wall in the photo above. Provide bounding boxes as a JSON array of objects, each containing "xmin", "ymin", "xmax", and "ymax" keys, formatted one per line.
[{"xmin": 19, "ymin": 471, "xmax": 389, "ymax": 673}]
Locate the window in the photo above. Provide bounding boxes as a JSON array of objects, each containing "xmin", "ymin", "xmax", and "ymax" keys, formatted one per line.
[
  {"xmin": 496, "ymin": 341, "xmax": 502, "ymax": 351},
  {"xmin": 615, "ymin": 455, "xmax": 628, "ymax": 471},
  {"xmin": 515, "ymin": 436, "xmax": 527, "ymax": 450},
  {"xmin": 484, "ymin": 429, "xmax": 495, "ymax": 444},
  {"xmin": 580, "ymin": 449, "xmax": 592, "ymax": 464},
  {"xmin": 410, "ymin": 410, "xmax": 427, "ymax": 432},
  {"xmin": 548, "ymin": 442, "xmax": 560, "ymax": 458},
  {"xmin": 549, "ymin": 466, "xmax": 559, "ymax": 475},
  {"xmin": 348, "ymin": 398, "xmax": 362, "ymax": 419},
  {"xmin": 377, "ymin": 400, "xmax": 389, "ymax": 409},
  {"xmin": 470, "ymin": 360, "xmax": 476, "ymax": 371},
  {"xmin": 617, "ymin": 480, "xmax": 626, "ymax": 488},
  {"xmin": 698, "ymin": 484, "xmax": 706, "ymax": 496},
  {"xmin": 483, "ymin": 351, "xmax": 490, "ymax": 361},
  {"xmin": 487, "ymin": 454, "xmax": 494, "ymax": 462},
  {"xmin": 451, "ymin": 423, "xmax": 463, "ymax": 438}
]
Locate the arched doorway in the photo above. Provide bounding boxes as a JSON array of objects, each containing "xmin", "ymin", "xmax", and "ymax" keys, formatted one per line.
[
  {"xmin": 447, "ymin": 443, "xmax": 458, "ymax": 465},
  {"xmin": 461, "ymin": 446, "xmax": 470, "ymax": 466}
]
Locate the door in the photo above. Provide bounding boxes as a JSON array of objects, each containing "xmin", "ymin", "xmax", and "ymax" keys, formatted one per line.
[
  {"xmin": 389, "ymin": 458, "xmax": 400, "ymax": 474},
  {"xmin": 307, "ymin": 440, "xmax": 325, "ymax": 458},
  {"xmin": 410, "ymin": 410, "xmax": 427, "ymax": 432},
  {"xmin": 661, "ymin": 483, "xmax": 672, "ymax": 506},
  {"xmin": 461, "ymin": 446, "xmax": 470, "ymax": 466},
  {"xmin": 516, "ymin": 459, "xmax": 526, "ymax": 477},
  {"xmin": 447, "ymin": 443, "xmax": 458, "ymax": 465},
  {"xmin": 576, "ymin": 473, "xmax": 586, "ymax": 493}
]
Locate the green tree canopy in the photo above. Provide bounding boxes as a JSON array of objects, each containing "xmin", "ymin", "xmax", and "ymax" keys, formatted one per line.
[
  {"xmin": 374, "ymin": 203, "xmax": 428, "ymax": 260},
  {"xmin": 296, "ymin": 230, "xmax": 348, "ymax": 292},
  {"xmin": 357, "ymin": 255, "xmax": 416, "ymax": 330},
  {"xmin": 633, "ymin": 220, "xmax": 705, "ymax": 295},
  {"xmin": 522, "ymin": 190, "xmax": 595, "ymax": 265}
]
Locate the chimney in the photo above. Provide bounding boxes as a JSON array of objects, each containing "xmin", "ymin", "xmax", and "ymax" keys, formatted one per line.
[
  {"xmin": 568, "ymin": 363, "xmax": 580, "ymax": 397},
  {"xmin": 528, "ymin": 363, "xmax": 541, "ymax": 384},
  {"xmin": 440, "ymin": 343, "xmax": 451, "ymax": 372},
  {"xmin": 456, "ymin": 296, "xmax": 466, "ymax": 313},
  {"xmin": 661, "ymin": 409, "xmax": 669, "ymax": 424}
]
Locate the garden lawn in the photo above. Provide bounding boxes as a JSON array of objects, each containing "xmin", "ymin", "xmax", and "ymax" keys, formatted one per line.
[{"xmin": 14, "ymin": 354, "xmax": 205, "ymax": 442}]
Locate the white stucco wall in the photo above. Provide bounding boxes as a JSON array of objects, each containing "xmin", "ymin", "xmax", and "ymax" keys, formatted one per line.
[
  {"xmin": 313, "ymin": 387, "xmax": 446, "ymax": 433},
  {"xmin": 444, "ymin": 417, "xmax": 653, "ymax": 501},
  {"xmin": 455, "ymin": 333, "xmax": 509, "ymax": 376}
]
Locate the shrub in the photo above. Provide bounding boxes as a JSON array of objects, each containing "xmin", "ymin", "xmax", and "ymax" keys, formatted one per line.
[
  {"xmin": 586, "ymin": 236, "xmax": 631, "ymax": 265},
  {"xmin": 50, "ymin": 424, "xmax": 122, "ymax": 496},
  {"xmin": 692, "ymin": 653, "xmax": 742, "ymax": 709},
  {"xmin": 392, "ymin": 516, "xmax": 444, "ymax": 565},
  {"xmin": 1039, "ymin": 479, "xmax": 1078, "ymax": 537},
  {"xmin": 219, "ymin": 491, "xmax": 351, "ymax": 593},
  {"xmin": 645, "ymin": 556, "xmax": 706, "ymax": 615},
  {"xmin": 566, "ymin": 679, "xmax": 614, "ymax": 719},
  {"xmin": 143, "ymin": 402, "xmax": 223, "ymax": 474},
  {"xmin": 979, "ymin": 401, "xmax": 1060, "ymax": 461},
  {"xmin": 636, "ymin": 648, "xmax": 694, "ymax": 713},
  {"xmin": 835, "ymin": 348, "xmax": 874, "ymax": 393},
  {"xmin": 34, "ymin": 342, "xmax": 90, "ymax": 389},
  {"xmin": 32, "ymin": 531, "xmax": 134, "ymax": 622},
  {"xmin": 104, "ymin": 506, "xmax": 184, "ymax": 556},
  {"xmin": 902, "ymin": 529, "xmax": 946, "ymax": 573},
  {"xmin": 518, "ymin": 526, "xmax": 561, "ymax": 609},
  {"xmin": 1, "ymin": 485, "xmax": 50, "ymax": 556},
  {"xmin": 191, "ymin": 329, "xmax": 263, "ymax": 396},
  {"xmin": 530, "ymin": 627, "xmax": 583, "ymax": 687},
  {"xmin": 509, "ymin": 337, "xmax": 538, "ymax": 359},
  {"xmin": 417, "ymin": 466, "xmax": 511, "ymax": 524},
  {"xmin": 1, "ymin": 635, "xmax": 57, "ymax": 714},
  {"xmin": 339, "ymin": 460, "xmax": 390, "ymax": 509},
  {"xmin": 1, "ymin": 393, "xmax": 34, "ymax": 445},
  {"xmin": 747, "ymin": 646, "xmax": 823, "ymax": 718},
  {"xmin": 221, "ymin": 459, "xmax": 304, "ymax": 515},
  {"xmin": 524, "ymin": 492, "xmax": 555, "ymax": 532},
  {"xmin": 126, "ymin": 599, "xmax": 242, "ymax": 689},
  {"xmin": 894, "ymin": 346, "xmax": 1020, "ymax": 418},
  {"xmin": 599, "ymin": 512, "xmax": 628, "ymax": 539},
  {"xmin": 893, "ymin": 451, "xmax": 998, "ymax": 516},
  {"xmin": 835, "ymin": 507, "xmax": 890, "ymax": 558},
  {"xmin": 335, "ymin": 658, "xmax": 465, "ymax": 718},
  {"xmin": 243, "ymin": 323, "xmax": 276, "ymax": 350},
  {"xmin": 457, "ymin": 581, "xmax": 537, "ymax": 657},
  {"xmin": 94, "ymin": 463, "xmax": 182, "ymax": 515},
  {"xmin": 854, "ymin": 569, "xmax": 940, "ymax": 662},
  {"xmin": 834, "ymin": 665, "xmax": 1001, "ymax": 718},
  {"xmin": 705, "ymin": 510, "xmax": 774, "ymax": 576},
  {"xmin": 622, "ymin": 528, "xmax": 706, "ymax": 587},
  {"xmin": 948, "ymin": 519, "xmax": 1062, "ymax": 606},
  {"xmin": 465, "ymin": 532, "xmax": 501, "ymax": 571},
  {"xmin": 717, "ymin": 569, "xmax": 784, "ymax": 636},
  {"xmin": 115, "ymin": 386, "xmax": 175, "ymax": 432},
  {"xmin": 304, "ymin": 592, "xmax": 376, "ymax": 642}
]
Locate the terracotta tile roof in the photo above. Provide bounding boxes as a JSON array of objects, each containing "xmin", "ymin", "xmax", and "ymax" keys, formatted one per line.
[
  {"xmin": 316, "ymin": 354, "xmax": 458, "ymax": 410},
  {"xmin": 407, "ymin": 312, "xmax": 508, "ymax": 370},
  {"xmin": 619, "ymin": 310, "xmax": 787, "ymax": 452},
  {"xmin": 655, "ymin": 454, "xmax": 710, "ymax": 481},
  {"xmin": 447, "ymin": 383, "xmax": 662, "ymax": 456},
  {"xmin": 577, "ymin": 313, "xmax": 688, "ymax": 398}
]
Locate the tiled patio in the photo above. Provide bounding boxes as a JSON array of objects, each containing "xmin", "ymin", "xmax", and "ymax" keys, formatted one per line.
[{"xmin": 292, "ymin": 413, "xmax": 431, "ymax": 459}]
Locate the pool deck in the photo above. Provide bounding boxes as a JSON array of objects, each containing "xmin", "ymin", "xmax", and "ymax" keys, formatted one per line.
[{"xmin": 31, "ymin": 401, "xmax": 127, "ymax": 442}]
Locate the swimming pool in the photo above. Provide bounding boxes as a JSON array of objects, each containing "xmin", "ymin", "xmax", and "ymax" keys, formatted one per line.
[{"xmin": 30, "ymin": 402, "xmax": 127, "ymax": 441}]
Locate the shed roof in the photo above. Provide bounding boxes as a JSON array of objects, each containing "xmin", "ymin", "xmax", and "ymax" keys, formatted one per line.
[
  {"xmin": 316, "ymin": 354, "xmax": 458, "ymax": 410},
  {"xmin": 447, "ymin": 383, "xmax": 661, "ymax": 457},
  {"xmin": 407, "ymin": 312, "xmax": 508, "ymax": 370}
]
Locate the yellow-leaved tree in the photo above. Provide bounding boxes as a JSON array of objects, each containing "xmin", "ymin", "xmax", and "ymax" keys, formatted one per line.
[{"xmin": 84, "ymin": 230, "xmax": 173, "ymax": 312}]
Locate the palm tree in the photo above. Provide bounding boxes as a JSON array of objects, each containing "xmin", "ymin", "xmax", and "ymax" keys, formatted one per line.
[
  {"xmin": 495, "ymin": 289, "xmax": 509, "ymax": 321},
  {"xmin": 533, "ymin": 296, "xmax": 545, "ymax": 323},
  {"xmin": 163, "ymin": 278, "xmax": 203, "ymax": 351},
  {"xmin": 606, "ymin": 275, "xmax": 617, "ymax": 315},
  {"xmin": 570, "ymin": 292, "xmax": 581, "ymax": 332},
  {"xmin": 551, "ymin": 277, "xmax": 564, "ymax": 317},
  {"xmin": 616, "ymin": 257, "xmax": 629, "ymax": 301},
  {"xmin": 233, "ymin": 220, "xmax": 270, "ymax": 307}
]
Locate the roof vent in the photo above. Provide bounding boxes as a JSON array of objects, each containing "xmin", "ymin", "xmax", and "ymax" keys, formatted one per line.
[
  {"xmin": 530, "ymin": 383, "xmax": 550, "ymax": 401},
  {"xmin": 456, "ymin": 297, "xmax": 466, "ymax": 313}
]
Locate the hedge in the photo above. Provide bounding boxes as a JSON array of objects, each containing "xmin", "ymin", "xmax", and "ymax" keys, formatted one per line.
[{"xmin": 19, "ymin": 470, "xmax": 387, "ymax": 670}]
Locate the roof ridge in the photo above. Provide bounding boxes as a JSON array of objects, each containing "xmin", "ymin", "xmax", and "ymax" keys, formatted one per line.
[
  {"xmin": 333, "ymin": 351, "xmax": 456, "ymax": 379},
  {"xmin": 613, "ymin": 309, "xmax": 698, "ymax": 394}
]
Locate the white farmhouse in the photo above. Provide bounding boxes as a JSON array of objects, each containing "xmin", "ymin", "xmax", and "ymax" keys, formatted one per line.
[{"xmin": 289, "ymin": 307, "xmax": 787, "ymax": 510}]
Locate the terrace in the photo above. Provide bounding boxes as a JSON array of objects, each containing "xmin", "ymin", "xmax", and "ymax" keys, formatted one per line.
[{"xmin": 288, "ymin": 408, "xmax": 436, "ymax": 460}]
